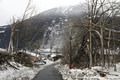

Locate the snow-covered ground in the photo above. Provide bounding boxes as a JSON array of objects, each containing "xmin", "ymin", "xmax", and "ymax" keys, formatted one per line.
[
  {"xmin": 0, "ymin": 61, "xmax": 39, "ymax": 80},
  {"xmin": 0, "ymin": 48, "xmax": 55, "ymax": 80},
  {"xmin": 0, "ymin": 47, "xmax": 59, "ymax": 80},
  {"xmin": 55, "ymin": 63, "xmax": 120, "ymax": 80},
  {"xmin": 0, "ymin": 59, "xmax": 56, "ymax": 80},
  {"xmin": 0, "ymin": 48, "xmax": 57, "ymax": 80}
]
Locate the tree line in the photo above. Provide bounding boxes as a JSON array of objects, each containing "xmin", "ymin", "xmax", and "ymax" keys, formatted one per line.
[{"xmin": 61, "ymin": 0, "xmax": 120, "ymax": 70}]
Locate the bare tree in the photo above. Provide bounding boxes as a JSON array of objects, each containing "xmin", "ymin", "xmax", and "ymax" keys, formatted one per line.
[
  {"xmin": 8, "ymin": 0, "xmax": 31, "ymax": 53},
  {"xmin": 61, "ymin": 0, "xmax": 120, "ymax": 70},
  {"xmin": 8, "ymin": 0, "xmax": 37, "ymax": 54}
]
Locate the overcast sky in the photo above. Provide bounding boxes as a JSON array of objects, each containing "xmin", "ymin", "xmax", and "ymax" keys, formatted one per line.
[{"xmin": 0, "ymin": 0, "xmax": 85, "ymax": 26}]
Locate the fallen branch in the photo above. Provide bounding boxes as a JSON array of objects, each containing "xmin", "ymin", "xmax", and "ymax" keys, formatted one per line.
[{"xmin": 5, "ymin": 60, "xmax": 19, "ymax": 70}]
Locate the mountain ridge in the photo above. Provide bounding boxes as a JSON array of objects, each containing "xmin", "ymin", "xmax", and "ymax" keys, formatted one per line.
[{"xmin": 0, "ymin": 3, "xmax": 120, "ymax": 49}]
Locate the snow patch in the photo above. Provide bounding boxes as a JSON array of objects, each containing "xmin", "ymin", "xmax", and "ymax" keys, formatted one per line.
[
  {"xmin": 0, "ymin": 61, "xmax": 41, "ymax": 80},
  {"xmin": 50, "ymin": 54, "xmax": 56, "ymax": 57},
  {"xmin": 56, "ymin": 63, "xmax": 120, "ymax": 80},
  {"xmin": 0, "ymin": 31, "xmax": 5, "ymax": 33},
  {"xmin": 19, "ymin": 50, "xmax": 39, "ymax": 57},
  {"xmin": 0, "ymin": 59, "xmax": 56, "ymax": 80},
  {"xmin": 0, "ymin": 48, "xmax": 7, "ymax": 52}
]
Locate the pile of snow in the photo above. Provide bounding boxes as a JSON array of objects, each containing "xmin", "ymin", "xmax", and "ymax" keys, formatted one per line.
[
  {"xmin": 19, "ymin": 50, "xmax": 39, "ymax": 57},
  {"xmin": 43, "ymin": 59, "xmax": 61, "ymax": 66},
  {"xmin": 39, "ymin": 49, "xmax": 51, "ymax": 52},
  {"xmin": 0, "ymin": 59, "xmax": 57, "ymax": 80},
  {"xmin": 33, "ymin": 59, "xmax": 55, "ymax": 65},
  {"xmin": 39, "ymin": 48, "xmax": 56, "ymax": 53},
  {"xmin": 25, "ymin": 51, "xmax": 39, "ymax": 57},
  {"xmin": 50, "ymin": 53, "xmax": 57, "ymax": 57},
  {"xmin": 0, "ymin": 30, "xmax": 5, "ymax": 33},
  {"xmin": 0, "ymin": 48, "xmax": 7, "ymax": 52},
  {"xmin": 56, "ymin": 63, "xmax": 120, "ymax": 80},
  {"xmin": 0, "ymin": 61, "xmax": 42, "ymax": 80},
  {"xmin": 44, "ymin": 59, "xmax": 54, "ymax": 65}
]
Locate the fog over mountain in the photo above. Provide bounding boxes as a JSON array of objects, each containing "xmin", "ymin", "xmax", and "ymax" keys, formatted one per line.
[
  {"xmin": 0, "ymin": 3, "xmax": 119, "ymax": 49},
  {"xmin": 0, "ymin": 3, "xmax": 87, "ymax": 48}
]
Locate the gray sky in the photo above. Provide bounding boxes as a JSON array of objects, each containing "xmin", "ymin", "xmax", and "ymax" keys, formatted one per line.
[{"xmin": 0, "ymin": 0, "xmax": 85, "ymax": 26}]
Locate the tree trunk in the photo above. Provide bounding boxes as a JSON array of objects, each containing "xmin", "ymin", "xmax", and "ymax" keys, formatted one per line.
[
  {"xmin": 113, "ymin": 32, "xmax": 116, "ymax": 71},
  {"xmin": 8, "ymin": 28, "xmax": 15, "ymax": 54},
  {"xmin": 107, "ymin": 30, "xmax": 111, "ymax": 69},
  {"xmin": 69, "ymin": 37, "xmax": 72, "ymax": 69},
  {"xmin": 100, "ymin": 25, "xmax": 105, "ymax": 67},
  {"xmin": 89, "ymin": 19, "xmax": 93, "ymax": 67}
]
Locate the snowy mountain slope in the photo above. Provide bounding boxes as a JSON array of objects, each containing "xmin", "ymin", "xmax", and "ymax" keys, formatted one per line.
[
  {"xmin": 0, "ymin": 3, "xmax": 87, "ymax": 49},
  {"xmin": 0, "ymin": 3, "xmax": 120, "ymax": 49}
]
